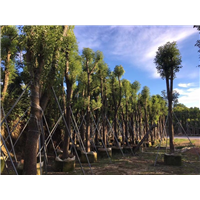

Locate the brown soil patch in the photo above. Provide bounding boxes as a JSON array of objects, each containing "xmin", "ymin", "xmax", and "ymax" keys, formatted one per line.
[{"xmin": 184, "ymin": 147, "xmax": 200, "ymax": 155}]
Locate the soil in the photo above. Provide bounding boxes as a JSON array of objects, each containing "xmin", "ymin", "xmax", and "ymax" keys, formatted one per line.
[
  {"xmin": 41, "ymin": 146, "xmax": 200, "ymax": 175},
  {"xmin": 1, "ymin": 142, "xmax": 200, "ymax": 175}
]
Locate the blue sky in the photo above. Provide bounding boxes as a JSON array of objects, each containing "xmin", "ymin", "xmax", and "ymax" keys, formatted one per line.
[{"xmin": 74, "ymin": 25, "xmax": 200, "ymax": 108}]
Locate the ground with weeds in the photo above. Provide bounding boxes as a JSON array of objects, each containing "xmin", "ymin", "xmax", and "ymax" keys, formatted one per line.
[
  {"xmin": 1, "ymin": 138, "xmax": 200, "ymax": 175},
  {"xmin": 46, "ymin": 138, "xmax": 200, "ymax": 175}
]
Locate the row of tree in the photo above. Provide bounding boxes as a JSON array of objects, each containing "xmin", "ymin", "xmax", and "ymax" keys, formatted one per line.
[
  {"xmin": 1, "ymin": 25, "xmax": 199, "ymax": 174},
  {"xmin": 173, "ymin": 104, "xmax": 200, "ymax": 134}
]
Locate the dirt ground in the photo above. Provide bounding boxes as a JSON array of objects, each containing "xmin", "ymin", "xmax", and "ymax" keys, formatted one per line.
[
  {"xmin": 1, "ymin": 139, "xmax": 200, "ymax": 175},
  {"xmin": 46, "ymin": 146, "xmax": 200, "ymax": 175},
  {"xmin": 65, "ymin": 149, "xmax": 200, "ymax": 175}
]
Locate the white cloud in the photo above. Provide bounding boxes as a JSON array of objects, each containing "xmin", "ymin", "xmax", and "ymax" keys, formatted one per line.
[
  {"xmin": 74, "ymin": 25, "xmax": 198, "ymax": 78},
  {"xmin": 174, "ymin": 86, "xmax": 200, "ymax": 108},
  {"xmin": 178, "ymin": 83, "xmax": 195, "ymax": 88}
]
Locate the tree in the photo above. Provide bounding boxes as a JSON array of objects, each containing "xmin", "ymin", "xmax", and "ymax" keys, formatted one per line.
[
  {"xmin": 82, "ymin": 48, "xmax": 103, "ymax": 152},
  {"xmin": 60, "ymin": 26, "xmax": 82, "ymax": 159},
  {"xmin": 96, "ymin": 61, "xmax": 110, "ymax": 147},
  {"xmin": 121, "ymin": 79, "xmax": 131, "ymax": 145},
  {"xmin": 1, "ymin": 26, "xmax": 19, "ymax": 102},
  {"xmin": 1, "ymin": 26, "xmax": 19, "ymax": 152},
  {"xmin": 23, "ymin": 26, "xmax": 67, "ymax": 174},
  {"xmin": 141, "ymin": 86, "xmax": 150, "ymax": 136},
  {"xmin": 154, "ymin": 41, "xmax": 182, "ymax": 153},
  {"xmin": 129, "ymin": 81, "xmax": 141, "ymax": 143},
  {"xmin": 149, "ymin": 95, "xmax": 167, "ymax": 142},
  {"xmin": 110, "ymin": 65, "xmax": 125, "ymax": 144}
]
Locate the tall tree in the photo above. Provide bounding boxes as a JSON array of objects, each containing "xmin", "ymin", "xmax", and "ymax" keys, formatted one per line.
[
  {"xmin": 131, "ymin": 81, "xmax": 141, "ymax": 142},
  {"xmin": 1, "ymin": 25, "xmax": 19, "ymax": 150},
  {"xmin": 141, "ymin": 86, "xmax": 150, "ymax": 136},
  {"xmin": 23, "ymin": 26, "xmax": 66, "ymax": 174},
  {"xmin": 154, "ymin": 41, "xmax": 182, "ymax": 153},
  {"xmin": 111, "ymin": 65, "xmax": 125, "ymax": 144},
  {"xmin": 121, "ymin": 79, "xmax": 131, "ymax": 145},
  {"xmin": 96, "ymin": 61, "xmax": 110, "ymax": 147},
  {"xmin": 61, "ymin": 26, "xmax": 82, "ymax": 159},
  {"xmin": 82, "ymin": 48, "xmax": 103, "ymax": 152},
  {"xmin": 1, "ymin": 26, "xmax": 18, "ymax": 102}
]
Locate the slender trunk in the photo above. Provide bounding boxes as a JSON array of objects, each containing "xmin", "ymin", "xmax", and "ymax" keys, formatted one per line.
[
  {"xmin": 63, "ymin": 83, "xmax": 72, "ymax": 159},
  {"xmin": 133, "ymin": 124, "xmax": 157, "ymax": 153},
  {"xmin": 166, "ymin": 71, "xmax": 174, "ymax": 153},
  {"xmin": 86, "ymin": 64, "xmax": 91, "ymax": 152},
  {"xmin": 100, "ymin": 77, "xmax": 106, "ymax": 147},
  {"xmin": 144, "ymin": 102, "xmax": 149, "ymax": 142},
  {"xmin": 86, "ymin": 110, "xmax": 90, "ymax": 152},
  {"xmin": 114, "ymin": 110, "xmax": 118, "ymax": 145},
  {"xmin": 138, "ymin": 103, "xmax": 142, "ymax": 140},
  {"xmin": 104, "ymin": 82, "xmax": 108, "ymax": 146},
  {"xmin": 120, "ymin": 109, "xmax": 125, "ymax": 145},
  {"xmin": 131, "ymin": 114, "xmax": 134, "ymax": 143},
  {"xmin": 80, "ymin": 110, "xmax": 85, "ymax": 142},
  {"xmin": 134, "ymin": 109, "xmax": 138, "ymax": 141},
  {"xmin": 150, "ymin": 121, "xmax": 154, "ymax": 144},
  {"xmin": 125, "ymin": 101, "xmax": 128, "ymax": 145},
  {"xmin": 63, "ymin": 51, "xmax": 73, "ymax": 158}
]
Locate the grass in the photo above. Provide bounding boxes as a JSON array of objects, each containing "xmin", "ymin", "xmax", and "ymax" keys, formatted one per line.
[
  {"xmin": 1, "ymin": 138, "xmax": 200, "ymax": 175},
  {"xmin": 67, "ymin": 138, "xmax": 200, "ymax": 175}
]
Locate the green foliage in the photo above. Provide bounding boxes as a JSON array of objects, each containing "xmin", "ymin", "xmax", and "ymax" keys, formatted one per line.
[
  {"xmin": 154, "ymin": 41, "xmax": 182, "ymax": 79},
  {"xmin": 1, "ymin": 26, "xmax": 18, "ymax": 60},
  {"xmin": 148, "ymin": 94, "xmax": 167, "ymax": 124},
  {"xmin": 96, "ymin": 61, "xmax": 109, "ymax": 79},
  {"xmin": 114, "ymin": 65, "xmax": 125, "ymax": 80},
  {"xmin": 1, "ymin": 26, "xmax": 19, "ymax": 95},
  {"xmin": 91, "ymin": 97, "xmax": 102, "ymax": 111},
  {"xmin": 141, "ymin": 86, "xmax": 150, "ymax": 101},
  {"xmin": 131, "ymin": 80, "xmax": 141, "ymax": 93},
  {"xmin": 122, "ymin": 79, "xmax": 131, "ymax": 99},
  {"xmin": 67, "ymin": 54, "xmax": 82, "ymax": 84},
  {"xmin": 82, "ymin": 48, "xmax": 95, "ymax": 63}
]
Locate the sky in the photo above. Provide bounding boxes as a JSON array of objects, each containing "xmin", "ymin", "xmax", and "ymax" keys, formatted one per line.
[{"xmin": 73, "ymin": 25, "xmax": 200, "ymax": 108}]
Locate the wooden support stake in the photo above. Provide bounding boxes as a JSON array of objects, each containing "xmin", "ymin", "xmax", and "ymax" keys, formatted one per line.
[{"xmin": 133, "ymin": 124, "xmax": 157, "ymax": 154}]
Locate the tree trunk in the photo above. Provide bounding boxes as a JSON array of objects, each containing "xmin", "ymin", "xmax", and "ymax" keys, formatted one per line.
[
  {"xmin": 125, "ymin": 101, "xmax": 128, "ymax": 145},
  {"xmin": 166, "ymin": 73, "xmax": 174, "ymax": 153},
  {"xmin": 63, "ymin": 50, "xmax": 74, "ymax": 158},
  {"xmin": 138, "ymin": 108, "xmax": 142, "ymax": 140},
  {"xmin": 120, "ymin": 109, "xmax": 125, "ymax": 145},
  {"xmin": 114, "ymin": 110, "xmax": 118, "ymax": 145},
  {"xmin": 80, "ymin": 111, "xmax": 85, "ymax": 143},
  {"xmin": 24, "ymin": 91, "xmax": 41, "ymax": 174},
  {"xmin": 133, "ymin": 124, "xmax": 157, "ymax": 153},
  {"xmin": 63, "ymin": 83, "xmax": 72, "ymax": 159},
  {"xmin": 24, "ymin": 56, "xmax": 43, "ymax": 174},
  {"xmin": 86, "ymin": 67, "xmax": 91, "ymax": 152},
  {"xmin": 130, "ymin": 115, "xmax": 134, "ymax": 143},
  {"xmin": 86, "ymin": 110, "xmax": 90, "ymax": 152}
]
